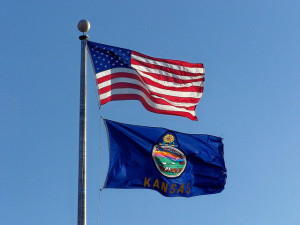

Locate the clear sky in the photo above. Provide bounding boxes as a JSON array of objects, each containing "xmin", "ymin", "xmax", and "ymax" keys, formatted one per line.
[{"xmin": 1, "ymin": 0, "xmax": 300, "ymax": 225}]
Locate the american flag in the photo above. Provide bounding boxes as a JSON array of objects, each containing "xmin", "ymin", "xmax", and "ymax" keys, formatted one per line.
[{"xmin": 87, "ymin": 41, "xmax": 205, "ymax": 120}]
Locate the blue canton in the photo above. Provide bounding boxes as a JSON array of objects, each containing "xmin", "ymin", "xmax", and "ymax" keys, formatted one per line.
[{"xmin": 87, "ymin": 41, "xmax": 132, "ymax": 73}]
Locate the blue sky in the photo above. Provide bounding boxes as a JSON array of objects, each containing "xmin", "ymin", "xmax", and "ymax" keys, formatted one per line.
[{"xmin": 1, "ymin": 0, "xmax": 300, "ymax": 225}]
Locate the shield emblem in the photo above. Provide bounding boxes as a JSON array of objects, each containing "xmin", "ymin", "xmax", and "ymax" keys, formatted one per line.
[{"xmin": 152, "ymin": 133, "xmax": 187, "ymax": 178}]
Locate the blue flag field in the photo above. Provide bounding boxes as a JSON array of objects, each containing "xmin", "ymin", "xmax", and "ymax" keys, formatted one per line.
[{"xmin": 104, "ymin": 120, "xmax": 227, "ymax": 197}]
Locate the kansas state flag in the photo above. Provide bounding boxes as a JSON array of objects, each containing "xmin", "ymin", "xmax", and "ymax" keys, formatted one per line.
[{"xmin": 104, "ymin": 120, "xmax": 227, "ymax": 197}]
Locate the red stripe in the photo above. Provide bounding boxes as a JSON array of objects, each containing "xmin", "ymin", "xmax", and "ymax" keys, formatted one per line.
[
  {"xmin": 131, "ymin": 59, "xmax": 203, "ymax": 77},
  {"xmin": 150, "ymin": 89, "xmax": 201, "ymax": 104},
  {"xmin": 136, "ymin": 70, "xmax": 205, "ymax": 84},
  {"xmin": 132, "ymin": 51, "xmax": 203, "ymax": 69},
  {"xmin": 99, "ymin": 83, "xmax": 199, "ymax": 109},
  {"xmin": 97, "ymin": 70, "xmax": 204, "ymax": 85},
  {"xmin": 97, "ymin": 73, "xmax": 203, "ymax": 93},
  {"xmin": 97, "ymin": 73, "xmax": 142, "ymax": 84},
  {"xmin": 100, "ymin": 94, "xmax": 198, "ymax": 121},
  {"xmin": 140, "ymin": 76, "xmax": 203, "ymax": 93},
  {"xmin": 99, "ymin": 83, "xmax": 201, "ymax": 105}
]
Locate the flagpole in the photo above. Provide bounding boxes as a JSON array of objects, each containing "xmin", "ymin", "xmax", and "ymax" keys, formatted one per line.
[{"xmin": 77, "ymin": 19, "xmax": 90, "ymax": 225}]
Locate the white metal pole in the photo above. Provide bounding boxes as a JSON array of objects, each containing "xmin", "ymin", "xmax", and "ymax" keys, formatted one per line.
[{"xmin": 77, "ymin": 20, "xmax": 90, "ymax": 225}]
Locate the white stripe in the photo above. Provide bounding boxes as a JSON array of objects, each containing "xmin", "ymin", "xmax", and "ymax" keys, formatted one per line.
[
  {"xmin": 136, "ymin": 70, "xmax": 204, "ymax": 88},
  {"xmin": 99, "ymin": 77, "xmax": 149, "ymax": 93},
  {"xmin": 98, "ymin": 77, "xmax": 202, "ymax": 99},
  {"xmin": 95, "ymin": 68, "xmax": 136, "ymax": 79},
  {"xmin": 131, "ymin": 53, "xmax": 204, "ymax": 74},
  {"xmin": 100, "ymin": 88, "xmax": 196, "ymax": 116},
  {"xmin": 131, "ymin": 64, "xmax": 204, "ymax": 80},
  {"xmin": 96, "ymin": 68, "xmax": 204, "ymax": 88},
  {"xmin": 99, "ymin": 77, "xmax": 199, "ymax": 108},
  {"xmin": 151, "ymin": 94, "xmax": 200, "ymax": 108}
]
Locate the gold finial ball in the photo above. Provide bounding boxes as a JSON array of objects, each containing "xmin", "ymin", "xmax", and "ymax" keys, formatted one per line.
[{"xmin": 77, "ymin": 20, "xmax": 90, "ymax": 33}]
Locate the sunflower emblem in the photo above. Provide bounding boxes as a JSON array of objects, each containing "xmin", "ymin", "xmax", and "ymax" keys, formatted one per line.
[{"xmin": 163, "ymin": 134, "xmax": 174, "ymax": 143}]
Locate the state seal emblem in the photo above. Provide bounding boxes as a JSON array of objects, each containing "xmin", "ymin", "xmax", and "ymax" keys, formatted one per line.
[{"xmin": 152, "ymin": 132, "xmax": 187, "ymax": 178}]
